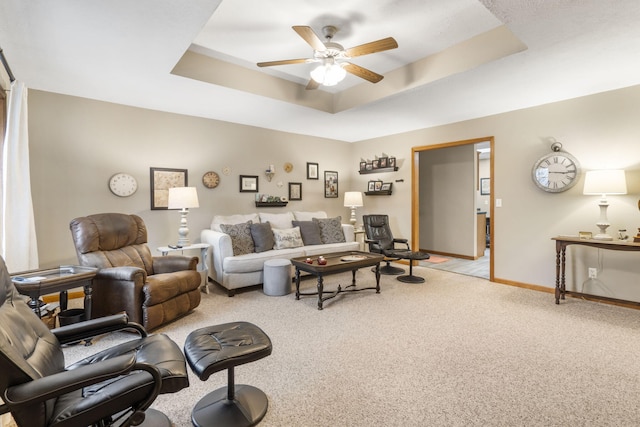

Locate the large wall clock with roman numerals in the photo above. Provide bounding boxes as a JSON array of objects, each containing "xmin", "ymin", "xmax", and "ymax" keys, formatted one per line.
[{"xmin": 531, "ymin": 142, "xmax": 581, "ymax": 193}]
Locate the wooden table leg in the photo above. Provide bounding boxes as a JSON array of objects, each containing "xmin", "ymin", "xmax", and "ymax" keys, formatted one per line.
[
  {"xmin": 555, "ymin": 241, "xmax": 561, "ymax": 304},
  {"xmin": 317, "ymin": 274, "xmax": 324, "ymax": 310},
  {"xmin": 295, "ymin": 268, "xmax": 301, "ymax": 300}
]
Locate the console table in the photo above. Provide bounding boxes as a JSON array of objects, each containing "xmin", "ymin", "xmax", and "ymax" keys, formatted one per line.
[{"xmin": 552, "ymin": 237, "xmax": 640, "ymax": 304}]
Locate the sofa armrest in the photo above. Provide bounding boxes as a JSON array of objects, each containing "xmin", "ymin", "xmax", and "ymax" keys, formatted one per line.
[
  {"xmin": 201, "ymin": 229, "xmax": 233, "ymax": 282},
  {"xmin": 342, "ymin": 224, "xmax": 355, "ymax": 243},
  {"xmin": 153, "ymin": 255, "xmax": 198, "ymax": 273}
]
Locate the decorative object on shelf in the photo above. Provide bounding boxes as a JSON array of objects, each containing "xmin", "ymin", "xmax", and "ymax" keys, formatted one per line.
[
  {"xmin": 480, "ymin": 178, "xmax": 490, "ymax": 195},
  {"xmin": 284, "ymin": 162, "xmax": 293, "ymax": 173},
  {"xmin": 307, "ymin": 162, "xmax": 319, "ymax": 179},
  {"xmin": 372, "ymin": 159, "xmax": 380, "ymax": 169},
  {"xmin": 365, "ymin": 181, "xmax": 393, "ymax": 195},
  {"xmin": 254, "ymin": 194, "xmax": 288, "ymax": 207},
  {"xmin": 359, "ymin": 161, "xmax": 367, "ymax": 171},
  {"xmin": 634, "ymin": 228, "xmax": 640, "ymax": 243},
  {"xmin": 389, "ymin": 157, "xmax": 396, "ymax": 168},
  {"xmin": 202, "ymin": 171, "xmax": 220, "ymax": 189},
  {"xmin": 379, "ymin": 157, "xmax": 388, "ymax": 168},
  {"xmin": 578, "ymin": 231, "xmax": 592, "ymax": 240},
  {"xmin": 168, "ymin": 186, "xmax": 199, "ymax": 246},
  {"xmin": 324, "ymin": 170, "xmax": 338, "ymax": 198},
  {"xmin": 239, "ymin": 175, "xmax": 259, "ymax": 192},
  {"xmin": 289, "ymin": 182, "xmax": 302, "ymax": 201},
  {"xmin": 222, "ymin": 166, "xmax": 231, "ymax": 176},
  {"xmin": 583, "ymin": 169, "xmax": 627, "ymax": 241},
  {"xmin": 150, "ymin": 167, "xmax": 187, "ymax": 210},
  {"xmin": 344, "ymin": 191, "xmax": 364, "ymax": 226},
  {"xmin": 618, "ymin": 229, "xmax": 629, "ymax": 240},
  {"xmin": 531, "ymin": 141, "xmax": 580, "ymax": 193},
  {"xmin": 265, "ymin": 164, "xmax": 275, "ymax": 182},
  {"xmin": 108, "ymin": 172, "xmax": 137, "ymax": 197}
]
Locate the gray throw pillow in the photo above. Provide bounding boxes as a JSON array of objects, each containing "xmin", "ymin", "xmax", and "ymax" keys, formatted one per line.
[
  {"xmin": 312, "ymin": 216, "xmax": 346, "ymax": 244},
  {"xmin": 250, "ymin": 222, "xmax": 275, "ymax": 253},
  {"xmin": 292, "ymin": 220, "xmax": 323, "ymax": 245},
  {"xmin": 220, "ymin": 221, "xmax": 255, "ymax": 255}
]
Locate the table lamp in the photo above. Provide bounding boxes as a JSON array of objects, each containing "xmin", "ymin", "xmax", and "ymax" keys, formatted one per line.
[
  {"xmin": 168, "ymin": 186, "xmax": 199, "ymax": 246},
  {"xmin": 583, "ymin": 169, "xmax": 627, "ymax": 241},
  {"xmin": 344, "ymin": 191, "xmax": 364, "ymax": 227}
]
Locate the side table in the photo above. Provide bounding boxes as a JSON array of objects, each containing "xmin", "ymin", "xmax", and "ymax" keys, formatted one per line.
[
  {"xmin": 157, "ymin": 243, "xmax": 211, "ymax": 293},
  {"xmin": 354, "ymin": 228, "xmax": 366, "ymax": 251}
]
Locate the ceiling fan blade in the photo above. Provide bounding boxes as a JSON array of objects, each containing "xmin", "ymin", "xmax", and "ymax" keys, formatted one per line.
[
  {"xmin": 343, "ymin": 62, "xmax": 384, "ymax": 83},
  {"xmin": 293, "ymin": 26, "xmax": 326, "ymax": 52},
  {"xmin": 345, "ymin": 37, "xmax": 398, "ymax": 57},
  {"xmin": 305, "ymin": 79, "xmax": 320, "ymax": 90},
  {"xmin": 257, "ymin": 58, "xmax": 311, "ymax": 67}
]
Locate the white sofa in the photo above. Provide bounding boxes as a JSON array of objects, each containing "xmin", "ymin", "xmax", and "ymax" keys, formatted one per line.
[{"xmin": 200, "ymin": 211, "xmax": 360, "ymax": 296}]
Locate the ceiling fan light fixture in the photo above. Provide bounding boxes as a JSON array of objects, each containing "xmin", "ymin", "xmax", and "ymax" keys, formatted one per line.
[{"xmin": 310, "ymin": 62, "xmax": 346, "ymax": 86}]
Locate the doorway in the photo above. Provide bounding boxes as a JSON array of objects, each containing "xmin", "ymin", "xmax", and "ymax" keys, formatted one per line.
[{"xmin": 411, "ymin": 137, "xmax": 494, "ymax": 281}]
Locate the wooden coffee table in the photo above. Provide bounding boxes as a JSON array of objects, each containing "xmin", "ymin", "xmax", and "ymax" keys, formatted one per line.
[{"xmin": 291, "ymin": 251, "xmax": 384, "ymax": 310}]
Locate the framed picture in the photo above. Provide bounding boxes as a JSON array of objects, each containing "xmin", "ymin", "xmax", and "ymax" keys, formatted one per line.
[
  {"xmin": 365, "ymin": 162, "xmax": 373, "ymax": 171},
  {"xmin": 374, "ymin": 181, "xmax": 383, "ymax": 191},
  {"xmin": 150, "ymin": 167, "xmax": 187, "ymax": 210},
  {"xmin": 239, "ymin": 175, "xmax": 259, "ymax": 192},
  {"xmin": 324, "ymin": 171, "xmax": 338, "ymax": 198},
  {"xmin": 381, "ymin": 182, "xmax": 392, "ymax": 192},
  {"xmin": 480, "ymin": 178, "xmax": 490, "ymax": 195},
  {"xmin": 359, "ymin": 161, "xmax": 367, "ymax": 171},
  {"xmin": 379, "ymin": 157, "xmax": 388, "ymax": 168},
  {"xmin": 372, "ymin": 159, "xmax": 380, "ymax": 169},
  {"xmin": 307, "ymin": 162, "xmax": 319, "ymax": 180},
  {"xmin": 289, "ymin": 182, "xmax": 302, "ymax": 201},
  {"xmin": 368, "ymin": 181, "xmax": 377, "ymax": 192},
  {"xmin": 389, "ymin": 157, "xmax": 396, "ymax": 168}
]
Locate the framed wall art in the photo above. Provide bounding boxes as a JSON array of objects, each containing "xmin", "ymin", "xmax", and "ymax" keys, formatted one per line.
[
  {"xmin": 289, "ymin": 182, "xmax": 302, "ymax": 201},
  {"xmin": 480, "ymin": 178, "xmax": 490, "ymax": 195},
  {"xmin": 307, "ymin": 162, "xmax": 319, "ymax": 180},
  {"xmin": 324, "ymin": 171, "xmax": 338, "ymax": 198},
  {"xmin": 239, "ymin": 175, "xmax": 259, "ymax": 192},
  {"xmin": 150, "ymin": 167, "xmax": 187, "ymax": 210}
]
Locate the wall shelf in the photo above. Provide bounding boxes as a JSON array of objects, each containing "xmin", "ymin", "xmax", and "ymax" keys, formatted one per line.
[
  {"xmin": 359, "ymin": 167, "xmax": 398, "ymax": 175},
  {"xmin": 255, "ymin": 202, "xmax": 288, "ymax": 208},
  {"xmin": 365, "ymin": 191, "xmax": 393, "ymax": 196}
]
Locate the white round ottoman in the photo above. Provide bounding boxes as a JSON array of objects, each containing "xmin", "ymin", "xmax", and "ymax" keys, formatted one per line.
[{"xmin": 263, "ymin": 259, "xmax": 292, "ymax": 296}]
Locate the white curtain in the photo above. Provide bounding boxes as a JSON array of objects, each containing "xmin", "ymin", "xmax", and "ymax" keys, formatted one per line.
[{"xmin": 1, "ymin": 81, "xmax": 38, "ymax": 272}]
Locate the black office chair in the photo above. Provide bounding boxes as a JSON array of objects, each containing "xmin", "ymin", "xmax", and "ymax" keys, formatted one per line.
[
  {"xmin": 363, "ymin": 214, "xmax": 430, "ymax": 283},
  {"xmin": 0, "ymin": 255, "xmax": 189, "ymax": 427}
]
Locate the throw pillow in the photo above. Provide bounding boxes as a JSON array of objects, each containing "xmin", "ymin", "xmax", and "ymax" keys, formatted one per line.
[
  {"xmin": 220, "ymin": 221, "xmax": 255, "ymax": 255},
  {"xmin": 258, "ymin": 212, "xmax": 294, "ymax": 229},
  {"xmin": 250, "ymin": 222, "xmax": 275, "ymax": 253},
  {"xmin": 211, "ymin": 213, "xmax": 259, "ymax": 232},
  {"xmin": 313, "ymin": 216, "xmax": 346, "ymax": 244},
  {"xmin": 272, "ymin": 227, "xmax": 304, "ymax": 250},
  {"xmin": 292, "ymin": 220, "xmax": 323, "ymax": 245}
]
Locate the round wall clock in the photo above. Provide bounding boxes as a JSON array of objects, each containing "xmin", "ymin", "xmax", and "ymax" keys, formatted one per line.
[
  {"xmin": 202, "ymin": 171, "xmax": 220, "ymax": 189},
  {"xmin": 531, "ymin": 143, "xmax": 580, "ymax": 193},
  {"xmin": 108, "ymin": 173, "xmax": 138, "ymax": 197}
]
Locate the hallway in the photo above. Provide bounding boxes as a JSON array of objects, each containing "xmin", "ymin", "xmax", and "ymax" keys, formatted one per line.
[{"xmin": 420, "ymin": 249, "xmax": 490, "ymax": 280}]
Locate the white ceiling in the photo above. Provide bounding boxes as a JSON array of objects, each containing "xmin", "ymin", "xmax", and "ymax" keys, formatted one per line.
[{"xmin": 1, "ymin": 0, "xmax": 640, "ymax": 142}]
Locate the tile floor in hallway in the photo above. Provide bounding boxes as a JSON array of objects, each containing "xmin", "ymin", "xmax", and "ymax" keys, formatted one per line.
[{"xmin": 420, "ymin": 248, "xmax": 490, "ymax": 280}]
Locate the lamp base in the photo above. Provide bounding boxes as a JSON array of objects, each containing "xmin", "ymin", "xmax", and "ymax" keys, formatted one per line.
[{"xmin": 592, "ymin": 233, "xmax": 613, "ymax": 241}]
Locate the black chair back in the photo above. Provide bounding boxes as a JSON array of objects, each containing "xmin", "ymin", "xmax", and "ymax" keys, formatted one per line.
[{"xmin": 363, "ymin": 214, "xmax": 394, "ymax": 252}]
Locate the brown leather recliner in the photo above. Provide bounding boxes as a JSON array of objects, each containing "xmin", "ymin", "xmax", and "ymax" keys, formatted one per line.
[{"xmin": 69, "ymin": 213, "xmax": 201, "ymax": 330}]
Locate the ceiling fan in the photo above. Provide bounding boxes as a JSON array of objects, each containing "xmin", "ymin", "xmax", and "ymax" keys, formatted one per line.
[{"xmin": 257, "ymin": 25, "xmax": 398, "ymax": 90}]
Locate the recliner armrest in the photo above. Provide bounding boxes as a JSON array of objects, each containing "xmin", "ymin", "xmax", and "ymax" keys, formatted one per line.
[
  {"xmin": 96, "ymin": 266, "xmax": 146, "ymax": 282},
  {"xmin": 153, "ymin": 255, "xmax": 198, "ymax": 273},
  {"xmin": 52, "ymin": 313, "xmax": 147, "ymax": 344}
]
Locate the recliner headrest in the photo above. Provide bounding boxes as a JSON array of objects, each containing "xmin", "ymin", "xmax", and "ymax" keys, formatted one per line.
[{"xmin": 70, "ymin": 213, "xmax": 148, "ymax": 254}]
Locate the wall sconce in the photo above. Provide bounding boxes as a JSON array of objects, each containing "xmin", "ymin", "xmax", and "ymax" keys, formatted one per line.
[
  {"xmin": 583, "ymin": 169, "xmax": 627, "ymax": 241},
  {"xmin": 343, "ymin": 191, "xmax": 364, "ymax": 226},
  {"xmin": 265, "ymin": 164, "xmax": 275, "ymax": 182},
  {"xmin": 168, "ymin": 186, "xmax": 199, "ymax": 246}
]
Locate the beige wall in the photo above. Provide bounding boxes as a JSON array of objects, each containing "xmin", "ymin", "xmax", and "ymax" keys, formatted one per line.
[{"xmin": 28, "ymin": 85, "xmax": 640, "ymax": 302}]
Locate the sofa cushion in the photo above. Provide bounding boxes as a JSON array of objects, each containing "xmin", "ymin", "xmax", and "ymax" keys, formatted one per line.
[
  {"xmin": 259, "ymin": 212, "xmax": 294, "ymax": 229},
  {"xmin": 313, "ymin": 216, "xmax": 346, "ymax": 244},
  {"xmin": 220, "ymin": 221, "xmax": 255, "ymax": 255},
  {"xmin": 212, "ymin": 213, "xmax": 259, "ymax": 232},
  {"xmin": 293, "ymin": 211, "xmax": 327, "ymax": 221},
  {"xmin": 292, "ymin": 220, "xmax": 322, "ymax": 245},
  {"xmin": 272, "ymin": 226, "xmax": 304, "ymax": 249},
  {"xmin": 250, "ymin": 222, "xmax": 275, "ymax": 253}
]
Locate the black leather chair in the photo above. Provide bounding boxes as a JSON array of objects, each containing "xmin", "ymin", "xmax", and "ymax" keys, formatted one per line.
[
  {"xmin": 0, "ymin": 255, "xmax": 189, "ymax": 427},
  {"xmin": 363, "ymin": 214, "xmax": 430, "ymax": 283}
]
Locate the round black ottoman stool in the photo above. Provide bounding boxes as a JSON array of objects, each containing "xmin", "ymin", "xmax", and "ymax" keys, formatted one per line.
[
  {"xmin": 396, "ymin": 251, "xmax": 430, "ymax": 283},
  {"xmin": 184, "ymin": 322, "xmax": 273, "ymax": 427}
]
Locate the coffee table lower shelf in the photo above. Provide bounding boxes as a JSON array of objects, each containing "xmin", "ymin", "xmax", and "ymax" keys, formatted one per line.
[{"xmin": 291, "ymin": 251, "xmax": 384, "ymax": 310}]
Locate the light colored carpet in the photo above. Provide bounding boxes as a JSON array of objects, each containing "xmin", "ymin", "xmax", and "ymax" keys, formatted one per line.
[{"xmin": 64, "ymin": 266, "xmax": 640, "ymax": 426}]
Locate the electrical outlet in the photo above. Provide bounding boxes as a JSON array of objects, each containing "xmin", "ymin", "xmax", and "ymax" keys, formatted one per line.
[{"xmin": 588, "ymin": 268, "xmax": 597, "ymax": 279}]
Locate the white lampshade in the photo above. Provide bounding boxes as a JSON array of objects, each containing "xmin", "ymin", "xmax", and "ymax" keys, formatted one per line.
[
  {"xmin": 344, "ymin": 191, "xmax": 364, "ymax": 208},
  {"xmin": 310, "ymin": 62, "xmax": 347, "ymax": 86},
  {"xmin": 583, "ymin": 170, "xmax": 627, "ymax": 195},
  {"xmin": 168, "ymin": 187, "xmax": 199, "ymax": 209}
]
